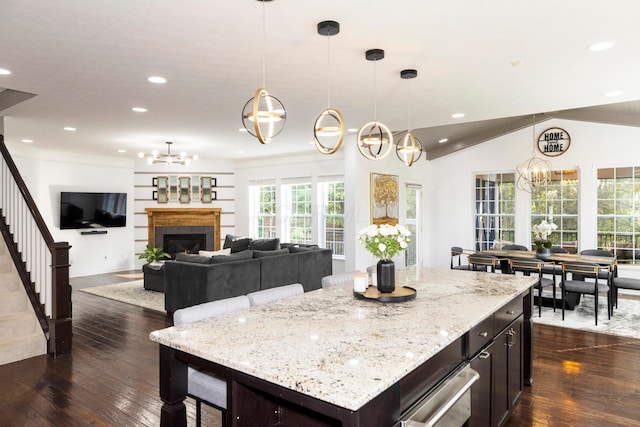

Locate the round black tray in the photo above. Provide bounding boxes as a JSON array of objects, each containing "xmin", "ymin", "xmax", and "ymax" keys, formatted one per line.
[{"xmin": 354, "ymin": 286, "xmax": 417, "ymax": 302}]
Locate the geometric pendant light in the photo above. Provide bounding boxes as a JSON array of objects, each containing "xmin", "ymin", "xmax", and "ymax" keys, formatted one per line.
[
  {"xmin": 241, "ymin": 0, "xmax": 286, "ymax": 145},
  {"xmin": 396, "ymin": 69, "xmax": 423, "ymax": 166},
  {"xmin": 313, "ymin": 20, "xmax": 345, "ymax": 155},
  {"xmin": 357, "ymin": 49, "xmax": 393, "ymax": 160},
  {"xmin": 516, "ymin": 114, "xmax": 552, "ymax": 192}
]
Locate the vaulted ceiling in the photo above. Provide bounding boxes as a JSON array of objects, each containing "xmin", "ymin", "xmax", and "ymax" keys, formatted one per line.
[{"xmin": 1, "ymin": 1, "xmax": 639, "ymax": 161}]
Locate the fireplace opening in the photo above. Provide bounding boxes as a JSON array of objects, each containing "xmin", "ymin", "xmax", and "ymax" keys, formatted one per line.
[{"xmin": 163, "ymin": 234, "xmax": 207, "ymax": 258}]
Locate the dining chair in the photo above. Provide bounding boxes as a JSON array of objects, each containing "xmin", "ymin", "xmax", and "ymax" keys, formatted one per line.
[
  {"xmin": 172, "ymin": 295, "xmax": 251, "ymax": 427},
  {"xmin": 509, "ymin": 257, "xmax": 555, "ymax": 316},
  {"xmin": 561, "ymin": 262, "xmax": 612, "ymax": 326},
  {"xmin": 501, "ymin": 244, "xmax": 529, "ymax": 251},
  {"xmin": 541, "ymin": 246, "xmax": 568, "ymax": 286},
  {"xmin": 575, "ymin": 249, "xmax": 615, "ymax": 283},
  {"xmin": 467, "ymin": 253, "xmax": 500, "ymax": 273},
  {"xmin": 611, "ymin": 276, "xmax": 640, "ymax": 309},
  {"xmin": 321, "ymin": 271, "xmax": 357, "ymax": 288},
  {"xmin": 450, "ymin": 246, "xmax": 472, "ymax": 270}
]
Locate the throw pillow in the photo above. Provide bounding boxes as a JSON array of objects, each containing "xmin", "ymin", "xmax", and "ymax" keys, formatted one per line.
[
  {"xmin": 223, "ymin": 234, "xmax": 252, "ymax": 253},
  {"xmin": 252, "ymin": 248, "xmax": 290, "ymax": 258},
  {"xmin": 175, "ymin": 253, "xmax": 213, "ymax": 264},
  {"xmin": 199, "ymin": 248, "xmax": 231, "ymax": 257},
  {"xmin": 210, "ymin": 249, "xmax": 255, "ymax": 264},
  {"xmin": 249, "ymin": 238, "xmax": 280, "ymax": 251}
]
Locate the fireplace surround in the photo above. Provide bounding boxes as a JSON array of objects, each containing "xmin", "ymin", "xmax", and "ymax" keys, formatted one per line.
[{"xmin": 145, "ymin": 208, "xmax": 222, "ymax": 251}]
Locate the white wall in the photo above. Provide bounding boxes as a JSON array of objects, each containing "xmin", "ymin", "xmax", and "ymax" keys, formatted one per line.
[
  {"xmin": 426, "ymin": 118, "xmax": 640, "ymax": 278},
  {"xmin": 133, "ymin": 157, "xmax": 236, "ymax": 268},
  {"xmin": 7, "ymin": 144, "xmax": 136, "ymax": 277}
]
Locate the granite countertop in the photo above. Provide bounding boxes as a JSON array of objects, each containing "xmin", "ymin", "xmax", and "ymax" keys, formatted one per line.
[{"xmin": 149, "ymin": 267, "xmax": 536, "ymax": 411}]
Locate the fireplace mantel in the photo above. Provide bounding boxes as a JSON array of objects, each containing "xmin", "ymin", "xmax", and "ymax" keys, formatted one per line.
[{"xmin": 145, "ymin": 208, "xmax": 222, "ymax": 251}]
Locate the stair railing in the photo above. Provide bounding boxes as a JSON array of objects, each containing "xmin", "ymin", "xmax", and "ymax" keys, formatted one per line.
[{"xmin": 0, "ymin": 135, "xmax": 71, "ymax": 357}]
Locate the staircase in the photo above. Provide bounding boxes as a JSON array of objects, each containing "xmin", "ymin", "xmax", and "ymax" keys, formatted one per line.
[{"xmin": 0, "ymin": 238, "xmax": 47, "ymax": 365}]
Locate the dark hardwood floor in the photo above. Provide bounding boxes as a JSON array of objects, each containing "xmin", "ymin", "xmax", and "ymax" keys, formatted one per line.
[{"xmin": 1, "ymin": 271, "xmax": 639, "ymax": 427}]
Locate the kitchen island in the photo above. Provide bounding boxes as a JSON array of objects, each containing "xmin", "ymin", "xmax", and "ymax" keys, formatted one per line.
[{"xmin": 150, "ymin": 267, "xmax": 536, "ymax": 426}]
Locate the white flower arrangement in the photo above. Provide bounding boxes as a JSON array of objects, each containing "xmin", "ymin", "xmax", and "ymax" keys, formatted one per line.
[
  {"xmin": 532, "ymin": 219, "xmax": 557, "ymax": 249},
  {"xmin": 358, "ymin": 223, "xmax": 411, "ymax": 260}
]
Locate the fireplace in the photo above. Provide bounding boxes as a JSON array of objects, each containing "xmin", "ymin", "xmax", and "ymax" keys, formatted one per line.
[
  {"xmin": 145, "ymin": 208, "xmax": 222, "ymax": 251},
  {"xmin": 163, "ymin": 233, "xmax": 207, "ymax": 258}
]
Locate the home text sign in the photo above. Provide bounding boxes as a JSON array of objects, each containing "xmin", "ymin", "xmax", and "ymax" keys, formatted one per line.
[{"xmin": 537, "ymin": 127, "xmax": 570, "ymax": 157}]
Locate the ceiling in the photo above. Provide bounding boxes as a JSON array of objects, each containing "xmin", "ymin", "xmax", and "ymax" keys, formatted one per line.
[{"xmin": 1, "ymin": 0, "xmax": 640, "ymax": 162}]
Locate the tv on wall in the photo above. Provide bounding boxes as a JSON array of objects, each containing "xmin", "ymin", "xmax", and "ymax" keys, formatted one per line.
[{"xmin": 60, "ymin": 192, "xmax": 127, "ymax": 229}]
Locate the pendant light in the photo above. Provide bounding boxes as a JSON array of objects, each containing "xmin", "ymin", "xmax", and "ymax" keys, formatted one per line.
[
  {"xmin": 138, "ymin": 141, "xmax": 198, "ymax": 165},
  {"xmin": 396, "ymin": 69, "xmax": 423, "ymax": 166},
  {"xmin": 516, "ymin": 114, "xmax": 552, "ymax": 192},
  {"xmin": 357, "ymin": 49, "xmax": 393, "ymax": 160},
  {"xmin": 313, "ymin": 20, "xmax": 345, "ymax": 155},
  {"xmin": 241, "ymin": 0, "xmax": 286, "ymax": 145}
]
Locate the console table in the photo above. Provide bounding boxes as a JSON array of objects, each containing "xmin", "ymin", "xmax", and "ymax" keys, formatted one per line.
[{"xmin": 150, "ymin": 267, "xmax": 536, "ymax": 426}]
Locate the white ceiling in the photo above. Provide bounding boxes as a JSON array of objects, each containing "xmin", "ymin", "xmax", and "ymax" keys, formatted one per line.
[{"xmin": 1, "ymin": 0, "xmax": 640, "ymax": 161}]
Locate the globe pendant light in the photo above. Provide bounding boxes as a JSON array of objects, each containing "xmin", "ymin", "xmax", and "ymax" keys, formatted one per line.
[
  {"xmin": 241, "ymin": 0, "xmax": 286, "ymax": 145},
  {"xmin": 516, "ymin": 114, "xmax": 552, "ymax": 192},
  {"xmin": 357, "ymin": 49, "xmax": 393, "ymax": 160},
  {"xmin": 396, "ymin": 69, "xmax": 423, "ymax": 166},
  {"xmin": 313, "ymin": 20, "xmax": 345, "ymax": 155}
]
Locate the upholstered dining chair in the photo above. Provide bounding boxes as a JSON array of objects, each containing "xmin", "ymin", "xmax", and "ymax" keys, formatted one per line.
[
  {"xmin": 467, "ymin": 253, "xmax": 500, "ymax": 273},
  {"xmin": 501, "ymin": 244, "xmax": 529, "ymax": 251},
  {"xmin": 172, "ymin": 295, "xmax": 251, "ymax": 427},
  {"xmin": 321, "ymin": 272, "xmax": 357, "ymax": 288},
  {"xmin": 561, "ymin": 262, "xmax": 612, "ymax": 326},
  {"xmin": 509, "ymin": 257, "xmax": 555, "ymax": 316},
  {"xmin": 450, "ymin": 246, "xmax": 471, "ymax": 270},
  {"xmin": 611, "ymin": 276, "xmax": 640, "ymax": 309},
  {"xmin": 575, "ymin": 249, "xmax": 616, "ymax": 283},
  {"xmin": 247, "ymin": 283, "xmax": 304, "ymax": 306}
]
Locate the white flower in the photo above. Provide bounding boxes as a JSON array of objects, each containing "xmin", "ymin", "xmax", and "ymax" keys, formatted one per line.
[
  {"xmin": 399, "ymin": 240, "xmax": 408, "ymax": 249},
  {"xmin": 378, "ymin": 243, "xmax": 386, "ymax": 252},
  {"xmin": 366, "ymin": 225, "xmax": 378, "ymax": 237},
  {"xmin": 396, "ymin": 224, "xmax": 411, "ymax": 236}
]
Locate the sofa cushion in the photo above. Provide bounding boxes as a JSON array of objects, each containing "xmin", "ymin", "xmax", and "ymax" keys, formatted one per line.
[
  {"xmin": 253, "ymin": 248, "xmax": 290, "ymax": 258},
  {"xmin": 288, "ymin": 246, "xmax": 319, "ymax": 253},
  {"xmin": 223, "ymin": 234, "xmax": 252, "ymax": 253},
  {"xmin": 175, "ymin": 253, "xmax": 213, "ymax": 264},
  {"xmin": 199, "ymin": 248, "xmax": 231, "ymax": 257},
  {"xmin": 249, "ymin": 238, "xmax": 280, "ymax": 251},
  {"xmin": 210, "ymin": 249, "xmax": 254, "ymax": 264}
]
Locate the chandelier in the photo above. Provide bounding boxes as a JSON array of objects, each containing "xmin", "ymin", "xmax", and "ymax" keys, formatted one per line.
[
  {"xmin": 241, "ymin": 0, "xmax": 286, "ymax": 145},
  {"xmin": 138, "ymin": 141, "xmax": 198, "ymax": 165},
  {"xmin": 357, "ymin": 49, "xmax": 393, "ymax": 160},
  {"xmin": 396, "ymin": 69, "xmax": 423, "ymax": 166},
  {"xmin": 313, "ymin": 20, "xmax": 345, "ymax": 155},
  {"xmin": 516, "ymin": 115, "xmax": 551, "ymax": 192}
]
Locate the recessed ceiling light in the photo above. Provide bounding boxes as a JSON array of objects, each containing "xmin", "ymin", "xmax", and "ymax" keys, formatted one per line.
[
  {"xmin": 451, "ymin": 113, "xmax": 465, "ymax": 119},
  {"xmin": 63, "ymin": 127, "xmax": 77, "ymax": 132},
  {"xmin": 511, "ymin": 60, "xmax": 524, "ymax": 67},
  {"xmin": 347, "ymin": 128, "xmax": 358, "ymax": 133},
  {"xmin": 148, "ymin": 76, "xmax": 167, "ymax": 84},
  {"xmin": 118, "ymin": 149, "xmax": 127, "ymax": 153},
  {"xmin": 438, "ymin": 138, "xmax": 448, "ymax": 144},
  {"xmin": 0, "ymin": 68, "xmax": 11, "ymax": 75},
  {"xmin": 238, "ymin": 128, "xmax": 248, "ymax": 132},
  {"xmin": 237, "ymin": 150, "xmax": 245, "ymax": 155},
  {"xmin": 132, "ymin": 107, "xmax": 148, "ymax": 112},
  {"xmin": 588, "ymin": 41, "xmax": 614, "ymax": 51},
  {"xmin": 603, "ymin": 91, "xmax": 622, "ymax": 97},
  {"xmin": 21, "ymin": 139, "xmax": 33, "ymax": 144}
]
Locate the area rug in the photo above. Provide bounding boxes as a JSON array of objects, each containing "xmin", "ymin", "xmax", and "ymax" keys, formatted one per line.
[
  {"xmin": 533, "ymin": 292, "xmax": 640, "ymax": 340},
  {"xmin": 79, "ymin": 279, "xmax": 164, "ymax": 313},
  {"xmin": 115, "ymin": 272, "xmax": 144, "ymax": 279}
]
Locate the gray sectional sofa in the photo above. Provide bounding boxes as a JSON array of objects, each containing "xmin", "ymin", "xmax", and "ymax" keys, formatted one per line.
[{"xmin": 163, "ymin": 236, "xmax": 332, "ymax": 313}]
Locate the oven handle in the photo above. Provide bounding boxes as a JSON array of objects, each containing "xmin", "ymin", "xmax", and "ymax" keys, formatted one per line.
[{"xmin": 400, "ymin": 365, "xmax": 480, "ymax": 427}]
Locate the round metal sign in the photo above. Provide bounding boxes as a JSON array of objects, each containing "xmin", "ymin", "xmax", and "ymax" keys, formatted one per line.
[{"xmin": 537, "ymin": 127, "xmax": 571, "ymax": 157}]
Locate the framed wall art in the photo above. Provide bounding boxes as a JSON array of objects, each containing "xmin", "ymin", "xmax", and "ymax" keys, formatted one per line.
[
  {"xmin": 370, "ymin": 172, "xmax": 399, "ymax": 225},
  {"xmin": 179, "ymin": 176, "xmax": 191, "ymax": 203}
]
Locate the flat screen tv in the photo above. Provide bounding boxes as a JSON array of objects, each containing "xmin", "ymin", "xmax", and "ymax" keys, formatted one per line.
[{"xmin": 60, "ymin": 192, "xmax": 127, "ymax": 229}]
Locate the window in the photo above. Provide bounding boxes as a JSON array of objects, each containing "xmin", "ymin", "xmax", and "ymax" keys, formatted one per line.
[
  {"xmin": 405, "ymin": 184, "xmax": 421, "ymax": 266},
  {"xmin": 250, "ymin": 184, "xmax": 277, "ymax": 238},
  {"xmin": 474, "ymin": 173, "xmax": 515, "ymax": 250},
  {"xmin": 319, "ymin": 181, "xmax": 344, "ymax": 257},
  {"xmin": 597, "ymin": 167, "xmax": 640, "ymax": 264},
  {"xmin": 531, "ymin": 169, "xmax": 579, "ymax": 253},
  {"xmin": 284, "ymin": 182, "xmax": 312, "ymax": 244}
]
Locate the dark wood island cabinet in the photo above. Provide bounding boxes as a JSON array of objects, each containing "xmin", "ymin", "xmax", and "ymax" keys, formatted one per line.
[{"xmin": 151, "ymin": 267, "xmax": 536, "ymax": 427}]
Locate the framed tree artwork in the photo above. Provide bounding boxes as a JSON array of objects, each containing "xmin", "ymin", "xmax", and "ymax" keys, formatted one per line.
[{"xmin": 371, "ymin": 172, "xmax": 399, "ymax": 225}]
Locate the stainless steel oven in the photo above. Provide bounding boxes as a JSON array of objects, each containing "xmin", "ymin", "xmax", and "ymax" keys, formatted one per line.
[{"xmin": 397, "ymin": 363, "xmax": 479, "ymax": 427}]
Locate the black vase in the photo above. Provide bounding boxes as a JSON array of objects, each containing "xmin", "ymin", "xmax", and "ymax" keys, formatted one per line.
[{"xmin": 376, "ymin": 259, "xmax": 395, "ymax": 293}]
